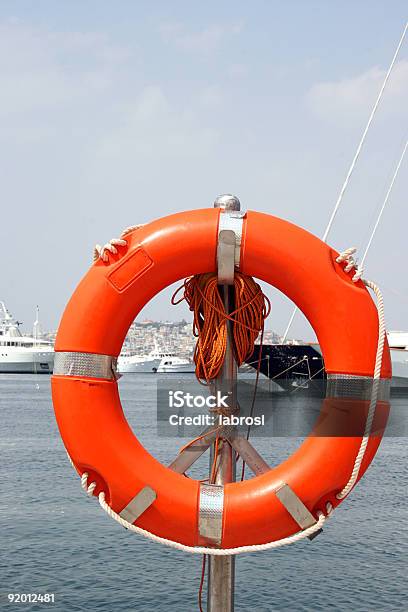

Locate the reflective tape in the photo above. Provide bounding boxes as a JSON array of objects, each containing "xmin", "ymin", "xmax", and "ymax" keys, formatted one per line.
[
  {"xmin": 198, "ymin": 484, "xmax": 224, "ymax": 545},
  {"xmin": 53, "ymin": 352, "xmax": 117, "ymax": 380},
  {"xmin": 326, "ymin": 374, "xmax": 390, "ymax": 401}
]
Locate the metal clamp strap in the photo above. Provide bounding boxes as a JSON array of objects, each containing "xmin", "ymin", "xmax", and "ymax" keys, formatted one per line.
[
  {"xmin": 275, "ymin": 484, "xmax": 322, "ymax": 541},
  {"xmin": 218, "ymin": 210, "xmax": 245, "ymax": 272},
  {"xmin": 119, "ymin": 486, "xmax": 157, "ymax": 524}
]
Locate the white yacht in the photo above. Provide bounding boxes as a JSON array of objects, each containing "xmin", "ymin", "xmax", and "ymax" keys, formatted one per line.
[
  {"xmin": 157, "ymin": 355, "xmax": 195, "ymax": 373},
  {"xmin": 0, "ymin": 302, "xmax": 54, "ymax": 374},
  {"xmin": 117, "ymin": 344, "xmax": 195, "ymax": 374},
  {"xmin": 387, "ymin": 331, "xmax": 408, "ymax": 388},
  {"xmin": 117, "ymin": 350, "xmax": 162, "ymax": 373}
]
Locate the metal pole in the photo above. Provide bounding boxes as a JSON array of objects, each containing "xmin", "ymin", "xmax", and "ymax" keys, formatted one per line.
[
  {"xmin": 208, "ymin": 286, "xmax": 236, "ymax": 612},
  {"xmin": 207, "ymin": 444, "xmax": 235, "ymax": 612},
  {"xmin": 207, "ymin": 195, "xmax": 240, "ymax": 612}
]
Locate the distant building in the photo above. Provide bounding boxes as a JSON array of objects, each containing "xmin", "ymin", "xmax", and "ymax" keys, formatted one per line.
[{"xmin": 44, "ymin": 319, "xmax": 283, "ymax": 356}]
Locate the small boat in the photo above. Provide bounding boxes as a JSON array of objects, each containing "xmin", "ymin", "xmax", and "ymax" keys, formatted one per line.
[
  {"xmin": 117, "ymin": 345, "xmax": 194, "ymax": 374},
  {"xmin": 117, "ymin": 350, "xmax": 162, "ymax": 373},
  {"xmin": 0, "ymin": 302, "xmax": 54, "ymax": 374},
  {"xmin": 387, "ymin": 331, "xmax": 408, "ymax": 388},
  {"xmin": 156, "ymin": 355, "xmax": 194, "ymax": 373}
]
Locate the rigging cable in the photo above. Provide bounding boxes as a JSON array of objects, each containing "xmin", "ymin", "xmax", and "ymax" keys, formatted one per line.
[
  {"xmin": 360, "ymin": 139, "xmax": 407, "ymax": 270},
  {"xmin": 282, "ymin": 21, "xmax": 407, "ymax": 343}
]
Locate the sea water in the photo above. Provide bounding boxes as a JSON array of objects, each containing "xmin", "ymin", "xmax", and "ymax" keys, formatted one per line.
[{"xmin": 0, "ymin": 374, "xmax": 406, "ymax": 611}]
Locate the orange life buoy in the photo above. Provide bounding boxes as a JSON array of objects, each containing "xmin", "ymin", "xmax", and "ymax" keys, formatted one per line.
[{"xmin": 51, "ymin": 208, "xmax": 391, "ymax": 549}]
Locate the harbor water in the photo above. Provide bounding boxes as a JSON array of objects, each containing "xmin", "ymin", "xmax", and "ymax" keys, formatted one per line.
[{"xmin": 0, "ymin": 374, "xmax": 407, "ymax": 611}]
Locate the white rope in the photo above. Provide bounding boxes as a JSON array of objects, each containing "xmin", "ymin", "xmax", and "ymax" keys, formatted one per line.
[
  {"xmin": 334, "ymin": 249, "xmax": 386, "ymax": 499},
  {"xmin": 72, "ymin": 468, "xmax": 327, "ymax": 554},
  {"xmin": 81, "ymin": 472, "xmax": 97, "ymax": 497},
  {"xmin": 66, "ymin": 451, "xmax": 75, "ymax": 470},
  {"xmin": 281, "ymin": 21, "xmax": 407, "ymax": 343},
  {"xmin": 93, "ymin": 238, "xmax": 126, "ymax": 263},
  {"xmin": 335, "ymin": 247, "xmax": 363, "ymax": 282},
  {"xmin": 93, "ymin": 224, "xmax": 145, "ymax": 263},
  {"xmin": 98, "ymin": 488, "xmax": 325, "ymax": 555}
]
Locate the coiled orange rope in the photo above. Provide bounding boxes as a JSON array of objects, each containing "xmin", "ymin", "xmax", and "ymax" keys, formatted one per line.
[{"xmin": 172, "ymin": 272, "xmax": 271, "ymax": 383}]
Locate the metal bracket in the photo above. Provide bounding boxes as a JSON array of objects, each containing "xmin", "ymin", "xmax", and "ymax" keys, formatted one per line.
[
  {"xmin": 275, "ymin": 483, "xmax": 322, "ymax": 541},
  {"xmin": 218, "ymin": 209, "xmax": 245, "ymax": 270},
  {"xmin": 229, "ymin": 435, "xmax": 271, "ymax": 476},
  {"xmin": 119, "ymin": 486, "xmax": 156, "ymax": 524},
  {"xmin": 217, "ymin": 230, "xmax": 236, "ymax": 285},
  {"xmin": 168, "ymin": 426, "xmax": 219, "ymax": 474}
]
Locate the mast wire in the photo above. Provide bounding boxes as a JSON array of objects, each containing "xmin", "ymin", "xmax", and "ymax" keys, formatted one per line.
[
  {"xmin": 282, "ymin": 21, "xmax": 407, "ymax": 343},
  {"xmin": 360, "ymin": 139, "xmax": 407, "ymax": 268}
]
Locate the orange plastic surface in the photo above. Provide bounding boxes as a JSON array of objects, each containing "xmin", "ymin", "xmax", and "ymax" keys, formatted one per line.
[{"xmin": 52, "ymin": 208, "xmax": 391, "ymax": 548}]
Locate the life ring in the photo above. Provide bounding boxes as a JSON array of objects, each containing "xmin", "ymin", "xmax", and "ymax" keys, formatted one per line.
[{"xmin": 52, "ymin": 209, "xmax": 391, "ymax": 549}]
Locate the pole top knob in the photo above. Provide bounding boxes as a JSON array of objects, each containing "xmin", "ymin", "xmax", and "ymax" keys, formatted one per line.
[{"xmin": 213, "ymin": 194, "xmax": 241, "ymax": 211}]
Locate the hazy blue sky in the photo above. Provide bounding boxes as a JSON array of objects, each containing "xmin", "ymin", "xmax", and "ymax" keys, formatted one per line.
[{"xmin": 1, "ymin": 2, "xmax": 407, "ymax": 339}]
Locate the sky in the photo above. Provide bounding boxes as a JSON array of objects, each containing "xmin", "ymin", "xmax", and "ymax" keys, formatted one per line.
[{"xmin": 0, "ymin": 1, "xmax": 407, "ymax": 340}]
